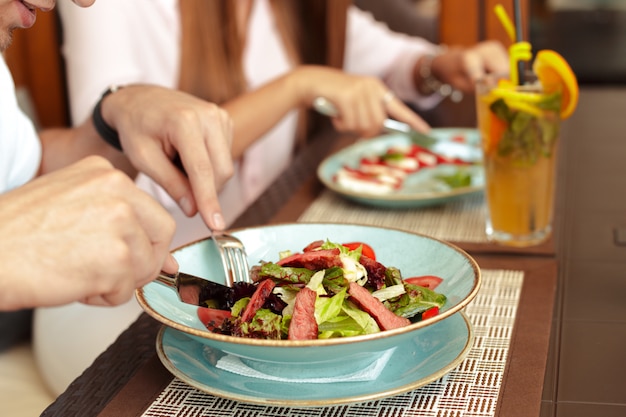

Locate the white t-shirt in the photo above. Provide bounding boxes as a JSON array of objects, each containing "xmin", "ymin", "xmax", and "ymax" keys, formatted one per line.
[
  {"xmin": 0, "ymin": 55, "xmax": 41, "ymax": 192},
  {"xmin": 57, "ymin": 0, "xmax": 438, "ymax": 243}
]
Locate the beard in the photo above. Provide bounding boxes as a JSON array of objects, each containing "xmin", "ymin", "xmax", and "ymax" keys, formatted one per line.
[{"xmin": 0, "ymin": 29, "xmax": 14, "ymax": 53}]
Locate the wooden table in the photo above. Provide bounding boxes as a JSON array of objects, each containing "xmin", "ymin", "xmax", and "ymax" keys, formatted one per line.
[{"xmin": 44, "ymin": 257, "xmax": 555, "ymax": 417}]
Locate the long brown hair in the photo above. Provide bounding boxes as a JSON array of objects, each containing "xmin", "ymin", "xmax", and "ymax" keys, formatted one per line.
[{"xmin": 177, "ymin": 0, "xmax": 350, "ymax": 105}]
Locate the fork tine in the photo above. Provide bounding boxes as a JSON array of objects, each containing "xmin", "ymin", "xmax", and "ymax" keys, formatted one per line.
[
  {"xmin": 213, "ymin": 233, "xmax": 251, "ymax": 286},
  {"xmin": 216, "ymin": 242, "xmax": 234, "ymax": 287},
  {"xmin": 231, "ymin": 246, "xmax": 251, "ymax": 283}
]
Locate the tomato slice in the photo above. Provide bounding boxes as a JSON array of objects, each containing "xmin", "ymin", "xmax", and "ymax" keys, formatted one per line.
[
  {"xmin": 342, "ymin": 242, "xmax": 376, "ymax": 260},
  {"xmin": 451, "ymin": 134, "xmax": 466, "ymax": 143},
  {"xmin": 404, "ymin": 275, "xmax": 443, "ymax": 290},
  {"xmin": 197, "ymin": 307, "xmax": 231, "ymax": 331},
  {"xmin": 421, "ymin": 306, "xmax": 439, "ymax": 320}
]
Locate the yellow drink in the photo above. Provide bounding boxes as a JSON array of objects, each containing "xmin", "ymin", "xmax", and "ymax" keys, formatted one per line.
[{"xmin": 476, "ymin": 75, "xmax": 561, "ymax": 246}]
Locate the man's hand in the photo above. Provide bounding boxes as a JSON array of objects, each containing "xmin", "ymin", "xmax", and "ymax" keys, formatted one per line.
[{"xmin": 0, "ymin": 157, "xmax": 177, "ymax": 310}]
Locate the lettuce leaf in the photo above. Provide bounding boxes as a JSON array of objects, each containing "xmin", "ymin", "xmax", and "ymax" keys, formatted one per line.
[
  {"xmin": 341, "ymin": 300, "xmax": 380, "ymax": 334},
  {"xmin": 317, "ymin": 316, "xmax": 368, "ymax": 338},
  {"xmin": 238, "ymin": 308, "xmax": 284, "ymax": 339},
  {"xmin": 385, "ymin": 283, "xmax": 447, "ymax": 319},
  {"xmin": 314, "ymin": 287, "xmax": 347, "ymax": 324},
  {"xmin": 259, "ymin": 262, "xmax": 315, "ymax": 285}
]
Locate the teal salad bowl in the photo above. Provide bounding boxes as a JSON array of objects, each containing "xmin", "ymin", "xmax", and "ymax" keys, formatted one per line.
[{"xmin": 137, "ymin": 223, "xmax": 480, "ymax": 374}]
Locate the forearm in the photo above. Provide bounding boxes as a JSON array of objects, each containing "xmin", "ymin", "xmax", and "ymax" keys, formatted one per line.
[
  {"xmin": 38, "ymin": 120, "xmax": 136, "ymax": 178},
  {"xmin": 222, "ymin": 68, "xmax": 307, "ymax": 160}
]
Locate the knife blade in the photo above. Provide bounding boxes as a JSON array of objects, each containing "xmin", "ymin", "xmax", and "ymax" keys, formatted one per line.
[{"xmin": 156, "ymin": 270, "xmax": 233, "ymax": 307}]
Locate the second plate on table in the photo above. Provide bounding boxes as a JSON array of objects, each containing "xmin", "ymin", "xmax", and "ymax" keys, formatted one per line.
[
  {"xmin": 317, "ymin": 128, "xmax": 484, "ymax": 209},
  {"xmin": 157, "ymin": 312, "xmax": 473, "ymax": 406}
]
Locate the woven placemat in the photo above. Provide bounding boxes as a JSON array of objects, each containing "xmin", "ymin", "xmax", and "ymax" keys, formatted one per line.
[
  {"xmin": 141, "ymin": 269, "xmax": 522, "ymax": 417},
  {"xmin": 298, "ymin": 190, "xmax": 489, "ymax": 243}
]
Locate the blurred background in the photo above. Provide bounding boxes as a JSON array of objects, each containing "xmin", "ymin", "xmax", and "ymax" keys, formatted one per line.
[
  {"xmin": 532, "ymin": 0, "xmax": 626, "ymax": 85},
  {"xmin": 357, "ymin": 0, "xmax": 626, "ymax": 125},
  {"xmin": 406, "ymin": 0, "xmax": 626, "ymax": 85},
  {"xmin": 7, "ymin": 0, "xmax": 625, "ymax": 131}
]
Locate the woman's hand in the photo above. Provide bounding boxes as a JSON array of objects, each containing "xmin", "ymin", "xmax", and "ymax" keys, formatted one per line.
[
  {"xmin": 292, "ymin": 66, "xmax": 431, "ymax": 137},
  {"xmin": 430, "ymin": 40, "xmax": 510, "ymax": 93},
  {"xmin": 101, "ymin": 85, "xmax": 234, "ymax": 231}
]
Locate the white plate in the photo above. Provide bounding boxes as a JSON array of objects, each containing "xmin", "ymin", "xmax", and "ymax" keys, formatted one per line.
[{"xmin": 317, "ymin": 128, "xmax": 484, "ymax": 208}]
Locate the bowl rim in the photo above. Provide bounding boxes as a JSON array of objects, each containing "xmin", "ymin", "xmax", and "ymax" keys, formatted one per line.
[{"xmin": 136, "ymin": 222, "xmax": 481, "ymax": 347}]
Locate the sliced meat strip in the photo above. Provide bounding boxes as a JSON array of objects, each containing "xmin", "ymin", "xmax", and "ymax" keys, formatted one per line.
[
  {"xmin": 348, "ymin": 282, "xmax": 411, "ymax": 331},
  {"xmin": 302, "ymin": 240, "xmax": 324, "ymax": 252},
  {"xmin": 288, "ymin": 287, "xmax": 318, "ymax": 340},
  {"xmin": 277, "ymin": 248, "xmax": 342, "ymax": 270},
  {"xmin": 239, "ymin": 279, "xmax": 276, "ymax": 322}
]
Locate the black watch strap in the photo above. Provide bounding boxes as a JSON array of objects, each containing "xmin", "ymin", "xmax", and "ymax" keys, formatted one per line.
[{"xmin": 92, "ymin": 85, "xmax": 123, "ymax": 151}]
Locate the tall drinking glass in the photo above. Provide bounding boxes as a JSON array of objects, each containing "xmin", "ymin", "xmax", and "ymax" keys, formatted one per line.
[{"xmin": 475, "ymin": 73, "xmax": 561, "ymax": 247}]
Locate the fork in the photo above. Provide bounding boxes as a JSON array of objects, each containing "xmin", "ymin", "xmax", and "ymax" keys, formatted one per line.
[
  {"xmin": 312, "ymin": 96, "xmax": 437, "ymax": 148},
  {"xmin": 212, "ymin": 232, "xmax": 252, "ymax": 287}
]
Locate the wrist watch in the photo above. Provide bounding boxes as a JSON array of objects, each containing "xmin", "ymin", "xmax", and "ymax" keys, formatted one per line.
[
  {"xmin": 419, "ymin": 53, "xmax": 464, "ymax": 103},
  {"xmin": 92, "ymin": 85, "xmax": 124, "ymax": 151}
]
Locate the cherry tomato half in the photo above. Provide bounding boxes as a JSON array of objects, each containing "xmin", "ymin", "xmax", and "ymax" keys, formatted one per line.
[
  {"xmin": 197, "ymin": 307, "xmax": 231, "ymax": 331},
  {"xmin": 342, "ymin": 242, "xmax": 376, "ymax": 260},
  {"xmin": 421, "ymin": 306, "xmax": 440, "ymax": 320},
  {"xmin": 404, "ymin": 275, "xmax": 443, "ymax": 290}
]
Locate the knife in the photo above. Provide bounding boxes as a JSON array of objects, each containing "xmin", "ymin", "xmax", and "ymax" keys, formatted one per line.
[
  {"xmin": 157, "ymin": 270, "xmax": 233, "ymax": 307},
  {"xmin": 312, "ymin": 96, "xmax": 437, "ymax": 148}
]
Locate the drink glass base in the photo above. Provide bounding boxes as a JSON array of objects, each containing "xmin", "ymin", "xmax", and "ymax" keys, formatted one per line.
[{"xmin": 486, "ymin": 225, "xmax": 552, "ymax": 248}]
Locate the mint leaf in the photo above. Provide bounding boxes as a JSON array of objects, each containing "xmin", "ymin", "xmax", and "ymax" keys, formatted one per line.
[
  {"xmin": 491, "ymin": 98, "xmax": 560, "ymax": 167},
  {"xmin": 436, "ymin": 169, "xmax": 472, "ymax": 188}
]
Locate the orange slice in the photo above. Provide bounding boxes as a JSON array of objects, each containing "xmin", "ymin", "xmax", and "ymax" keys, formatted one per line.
[
  {"xmin": 532, "ymin": 49, "xmax": 579, "ymax": 119},
  {"xmin": 486, "ymin": 111, "xmax": 507, "ymax": 155}
]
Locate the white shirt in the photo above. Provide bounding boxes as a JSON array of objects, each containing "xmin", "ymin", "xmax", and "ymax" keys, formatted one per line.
[
  {"xmin": 0, "ymin": 55, "xmax": 41, "ymax": 193},
  {"xmin": 58, "ymin": 0, "xmax": 438, "ymax": 243}
]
